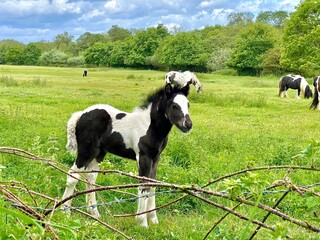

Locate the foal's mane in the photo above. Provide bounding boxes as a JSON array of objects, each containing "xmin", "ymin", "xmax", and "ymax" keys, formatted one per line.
[
  {"xmin": 139, "ymin": 86, "xmax": 166, "ymax": 109},
  {"xmin": 139, "ymin": 85, "xmax": 189, "ymax": 109}
]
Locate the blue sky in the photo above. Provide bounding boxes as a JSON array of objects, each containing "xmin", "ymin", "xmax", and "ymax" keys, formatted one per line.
[{"xmin": 0, "ymin": 0, "xmax": 301, "ymax": 43}]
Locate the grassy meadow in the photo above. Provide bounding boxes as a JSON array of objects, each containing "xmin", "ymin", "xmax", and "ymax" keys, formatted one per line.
[{"xmin": 0, "ymin": 65, "xmax": 319, "ymax": 239}]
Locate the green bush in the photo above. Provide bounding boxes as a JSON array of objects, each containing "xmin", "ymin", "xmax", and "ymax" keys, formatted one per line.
[
  {"xmin": 39, "ymin": 50, "xmax": 68, "ymax": 66},
  {"xmin": 67, "ymin": 56, "xmax": 85, "ymax": 66}
]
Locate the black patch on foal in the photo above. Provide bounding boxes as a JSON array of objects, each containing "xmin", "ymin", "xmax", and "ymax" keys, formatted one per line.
[
  {"xmin": 116, "ymin": 113, "xmax": 126, "ymax": 119},
  {"xmin": 75, "ymin": 109, "xmax": 111, "ymax": 168},
  {"xmin": 103, "ymin": 131, "xmax": 136, "ymax": 160}
]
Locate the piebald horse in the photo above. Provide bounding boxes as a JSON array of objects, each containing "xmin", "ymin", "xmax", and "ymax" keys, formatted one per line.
[
  {"xmin": 278, "ymin": 74, "xmax": 313, "ymax": 99},
  {"xmin": 165, "ymin": 71, "xmax": 202, "ymax": 93},
  {"xmin": 62, "ymin": 84, "xmax": 193, "ymax": 228}
]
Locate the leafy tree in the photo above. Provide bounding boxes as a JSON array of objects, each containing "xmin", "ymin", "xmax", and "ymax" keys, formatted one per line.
[
  {"xmin": 227, "ymin": 12, "xmax": 254, "ymax": 26},
  {"xmin": 23, "ymin": 43, "xmax": 42, "ymax": 65},
  {"xmin": 54, "ymin": 32, "xmax": 78, "ymax": 56},
  {"xmin": 6, "ymin": 45, "xmax": 25, "ymax": 65},
  {"xmin": 34, "ymin": 40, "xmax": 55, "ymax": 52},
  {"xmin": 261, "ymin": 47, "xmax": 283, "ymax": 75},
  {"xmin": 125, "ymin": 24, "xmax": 169, "ymax": 67},
  {"xmin": 109, "ymin": 41, "xmax": 129, "ymax": 67},
  {"xmin": 107, "ymin": 25, "xmax": 131, "ymax": 42},
  {"xmin": 281, "ymin": 0, "xmax": 320, "ymax": 76},
  {"xmin": 84, "ymin": 42, "xmax": 113, "ymax": 66},
  {"xmin": 203, "ymin": 25, "xmax": 244, "ymax": 71},
  {"xmin": 256, "ymin": 11, "xmax": 289, "ymax": 28},
  {"xmin": 0, "ymin": 45, "xmax": 7, "ymax": 64},
  {"xmin": 76, "ymin": 32, "xmax": 109, "ymax": 52},
  {"xmin": 228, "ymin": 23, "xmax": 277, "ymax": 75},
  {"xmin": 157, "ymin": 32, "xmax": 208, "ymax": 71},
  {"xmin": 38, "ymin": 49, "xmax": 68, "ymax": 66},
  {"xmin": 207, "ymin": 48, "xmax": 231, "ymax": 71},
  {"xmin": 0, "ymin": 40, "xmax": 24, "ymax": 64},
  {"xmin": 54, "ymin": 32, "xmax": 74, "ymax": 50}
]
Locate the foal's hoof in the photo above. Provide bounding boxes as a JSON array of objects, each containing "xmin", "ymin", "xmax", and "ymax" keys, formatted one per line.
[
  {"xmin": 149, "ymin": 216, "xmax": 159, "ymax": 225},
  {"xmin": 136, "ymin": 215, "xmax": 148, "ymax": 228},
  {"xmin": 90, "ymin": 210, "xmax": 100, "ymax": 219}
]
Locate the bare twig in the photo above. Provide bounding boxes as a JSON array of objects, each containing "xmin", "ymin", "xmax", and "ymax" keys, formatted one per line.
[
  {"xmin": 249, "ymin": 191, "xmax": 290, "ymax": 239},
  {"xmin": 203, "ymin": 165, "xmax": 320, "ymax": 188},
  {"xmin": 73, "ymin": 208, "xmax": 133, "ymax": 240}
]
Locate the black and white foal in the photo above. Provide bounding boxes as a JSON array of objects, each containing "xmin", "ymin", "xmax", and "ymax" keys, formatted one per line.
[{"xmin": 62, "ymin": 84, "xmax": 192, "ymax": 228}]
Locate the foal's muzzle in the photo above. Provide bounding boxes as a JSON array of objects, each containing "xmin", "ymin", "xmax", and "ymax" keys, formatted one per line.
[{"xmin": 180, "ymin": 114, "xmax": 192, "ymax": 133}]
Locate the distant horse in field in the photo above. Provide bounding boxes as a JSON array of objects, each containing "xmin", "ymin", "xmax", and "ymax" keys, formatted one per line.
[
  {"xmin": 278, "ymin": 74, "xmax": 313, "ymax": 99},
  {"xmin": 61, "ymin": 83, "xmax": 193, "ymax": 228},
  {"xmin": 310, "ymin": 76, "xmax": 320, "ymax": 110},
  {"xmin": 165, "ymin": 71, "xmax": 203, "ymax": 93}
]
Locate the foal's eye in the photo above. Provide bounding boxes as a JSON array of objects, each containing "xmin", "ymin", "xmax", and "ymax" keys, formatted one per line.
[{"xmin": 172, "ymin": 104, "xmax": 179, "ymax": 109}]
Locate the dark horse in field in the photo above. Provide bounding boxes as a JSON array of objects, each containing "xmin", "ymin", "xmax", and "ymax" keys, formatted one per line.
[
  {"xmin": 62, "ymin": 83, "xmax": 192, "ymax": 228},
  {"xmin": 310, "ymin": 76, "xmax": 320, "ymax": 110},
  {"xmin": 278, "ymin": 74, "xmax": 313, "ymax": 99}
]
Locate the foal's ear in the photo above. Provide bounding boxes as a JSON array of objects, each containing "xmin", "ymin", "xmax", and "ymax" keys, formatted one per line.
[{"xmin": 164, "ymin": 83, "xmax": 173, "ymax": 96}]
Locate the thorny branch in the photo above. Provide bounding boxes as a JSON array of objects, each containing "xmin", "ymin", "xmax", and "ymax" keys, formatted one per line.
[{"xmin": 0, "ymin": 147, "xmax": 319, "ymax": 239}]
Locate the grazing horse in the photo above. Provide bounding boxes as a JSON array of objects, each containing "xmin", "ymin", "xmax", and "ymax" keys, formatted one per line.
[
  {"xmin": 165, "ymin": 71, "xmax": 202, "ymax": 93},
  {"xmin": 278, "ymin": 74, "xmax": 313, "ymax": 99},
  {"xmin": 61, "ymin": 84, "xmax": 192, "ymax": 228},
  {"xmin": 310, "ymin": 76, "xmax": 320, "ymax": 110}
]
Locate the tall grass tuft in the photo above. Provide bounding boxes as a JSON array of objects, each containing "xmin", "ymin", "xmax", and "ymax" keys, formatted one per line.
[
  {"xmin": 31, "ymin": 77, "xmax": 47, "ymax": 87},
  {"xmin": 0, "ymin": 75, "xmax": 18, "ymax": 86}
]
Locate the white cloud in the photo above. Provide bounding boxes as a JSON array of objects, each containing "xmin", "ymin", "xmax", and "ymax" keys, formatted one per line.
[
  {"xmin": 104, "ymin": 0, "xmax": 134, "ymax": 13},
  {"xmin": 78, "ymin": 9, "xmax": 105, "ymax": 21},
  {"xmin": 199, "ymin": 1, "xmax": 214, "ymax": 8},
  {"xmin": 0, "ymin": 0, "xmax": 81, "ymax": 15},
  {"xmin": 53, "ymin": 0, "xmax": 81, "ymax": 14}
]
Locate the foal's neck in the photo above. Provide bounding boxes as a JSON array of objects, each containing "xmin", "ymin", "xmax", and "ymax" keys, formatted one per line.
[{"xmin": 150, "ymin": 100, "xmax": 172, "ymax": 138}]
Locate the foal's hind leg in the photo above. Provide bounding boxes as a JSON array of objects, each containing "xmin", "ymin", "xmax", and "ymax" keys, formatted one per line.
[
  {"xmin": 84, "ymin": 159, "xmax": 100, "ymax": 218},
  {"xmin": 61, "ymin": 163, "xmax": 83, "ymax": 214},
  {"xmin": 147, "ymin": 158, "xmax": 159, "ymax": 225}
]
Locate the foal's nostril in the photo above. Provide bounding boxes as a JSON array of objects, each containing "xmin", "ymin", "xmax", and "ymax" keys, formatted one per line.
[{"xmin": 185, "ymin": 114, "xmax": 192, "ymax": 130}]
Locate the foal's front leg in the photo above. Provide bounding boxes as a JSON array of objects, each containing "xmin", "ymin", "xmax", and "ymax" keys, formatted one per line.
[
  {"xmin": 136, "ymin": 155, "xmax": 159, "ymax": 228},
  {"xmin": 136, "ymin": 186, "xmax": 150, "ymax": 228},
  {"xmin": 147, "ymin": 187, "xmax": 159, "ymax": 224},
  {"xmin": 136, "ymin": 187, "xmax": 159, "ymax": 227}
]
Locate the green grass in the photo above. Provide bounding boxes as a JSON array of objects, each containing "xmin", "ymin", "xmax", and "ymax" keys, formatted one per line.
[{"xmin": 0, "ymin": 65, "xmax": 319, "ymax": 239}]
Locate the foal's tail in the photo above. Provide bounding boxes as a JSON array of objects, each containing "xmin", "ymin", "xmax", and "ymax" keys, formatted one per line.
[{"xmin": 66, "ymin": 111, "xmax": 83, "ymax": 154}]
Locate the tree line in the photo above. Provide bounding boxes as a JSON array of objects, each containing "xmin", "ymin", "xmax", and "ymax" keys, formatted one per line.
[{"xmin": 0, "ymin": 0, "xmax": 319, "ymax": 77}]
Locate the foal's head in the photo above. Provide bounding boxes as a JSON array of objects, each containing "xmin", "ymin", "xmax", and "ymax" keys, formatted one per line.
[{"xmin": 164, "ymin": 84, "xmax": 192, "ymax": 133}]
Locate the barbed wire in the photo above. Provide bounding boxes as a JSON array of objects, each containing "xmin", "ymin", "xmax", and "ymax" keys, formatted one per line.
[{"xmin": 4, "ymin": 181, "xmax": 320, "ymax": 214}]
